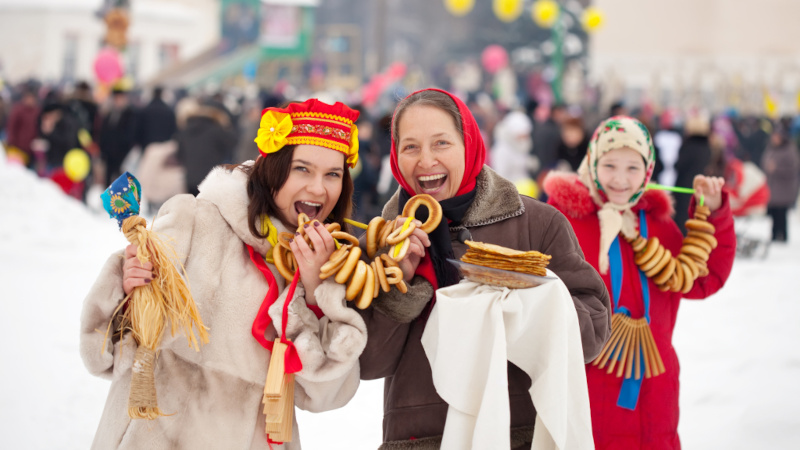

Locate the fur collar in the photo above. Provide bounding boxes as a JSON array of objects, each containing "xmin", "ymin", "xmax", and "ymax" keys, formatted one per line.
[
  {"xmin": 543, "ymin": 171, "xmax": 674, "ymax": 221},
  {"xmin": 382, "ymin": 165, "xmax": 524, "ymax": 228},
  {"xmin": 196, "ymin": 163, "xmax": 290, "ymax": 255}
]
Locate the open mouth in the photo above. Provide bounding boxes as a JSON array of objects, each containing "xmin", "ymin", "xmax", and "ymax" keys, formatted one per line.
[
  {"xmin": 295, "ymin": 201, "xmax": 322, "ymax": 220},
  {"xmin": 417, "ymin": 174, "xmax": 447, "ymax": 193}
]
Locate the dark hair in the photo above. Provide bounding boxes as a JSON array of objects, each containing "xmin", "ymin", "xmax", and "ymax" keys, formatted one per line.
[
  {"xmin": 231, "ymin": 145, "xmax": 354, "ymax": 239},
  {"xmin": 392, "ymin": 90, "xmax": 463, "ymax": 145}
]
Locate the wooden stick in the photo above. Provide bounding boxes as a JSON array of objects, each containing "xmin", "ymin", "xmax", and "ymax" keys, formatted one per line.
[
  {"xmin": 620, "ymin": 317, "xmax": 637, "ymax": 378},
  {"xmin": 633, "ymin": 322, "xmax": 643, "ymax": 380},
  {"xmin": 608, "ymin": 316, "xmax": 632, "ymax": 375},
  {"xmin": 594, "ymin": 314, "xmax": 624, "ymax": 368},
  {"xmin": 264, "ymin": 339, "xmax": 287, "ymax": 397}
]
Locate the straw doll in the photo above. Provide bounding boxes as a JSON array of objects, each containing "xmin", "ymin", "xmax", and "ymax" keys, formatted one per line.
[
  {"xmin": 543, "ymin": 116, "xmax": 736, "ymax": 449},
  {"xmin": 80, "ymin": 98, "xmax": 367, "ymax": 449}
]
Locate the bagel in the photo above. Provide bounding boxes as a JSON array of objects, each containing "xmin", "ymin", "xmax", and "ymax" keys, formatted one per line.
[
  {"xmin": 639, "ymin": 244, "xmax": 666, "ymax": 272},
  {"xmin": 693, "ymin": 213, "xmax": 708, "ymax": 222},
  {"xmin": 386, "ymin": 218, "xmax": 416, "ymax": 245},
  {"xmin": 631, "ymin": 236, "xmax": 648, "ymax": 253},
  {"xmin": 645, "ymin": 249, "xmax": 672, "ymax": 278},
  {"xmin": 685, "ymin": 219, "xmax": 715, "ymax": 235},
  {"xmin": 345, "ymin": 260, "xmax": 368, "ymax": 301},
  {"xmin": 402, "ymin": 194, "xmax": 443, "ymax": 233},
  {"xmin": 331, "ymin": 231, "xmax": 361, "ymax": 248},
  {"xmin": 355, "ymin": 263, "xmax": 375, "ymax": 309},
  {"xmin": 320, "ymin": 245, "xmax": 351, "ymax": 280},
  {"xmin": 695, "ymin": 259, "xmax": 709, "ymax": 277},
  {"xmin": 695, "ymin": 205, "xmax": 711, "ymax": 217},
  {"xmin": 335, "ymin": 246, "xmax": 362, "ymax": 284},
  {"xmin": 676, "ymin": 253, "xmax": 699, "ymax": 280},
  {"xmin": 379, "ymin": 219, "xmax": 395, "ymax": 248},
  {"xmin": 296, "ymin": 213, "xmax": 311, "ymax": 228},
  {"xmin": 366, "ymin": 217, "xmax": 386, "ymax": 258},
  {"xmin": 390, "ymin": 238, "xmax": 411, "ymax": 261},
  {"xmin": 687, "ymin": 230, "xmax": 718, "ymax": 249},
  {"xmin": 669, "ymin": 260, "xmax": 684, "ymax": 292},
  {"xmin": 373, "ymin": 256, "xmax": 390, "ymax": 293},
  {"xmin": 680, "ymin": 261, "xmax": 695, "ymax": 294},
  {"xmin": 683, "ymin": 236, "xmax": 712, "ymax": 253},
  {"xmin": 395, "ymin": 280, "xmax": 408, "ymax": 294},
  {"xmin": 370, "ymin": 261, "xmax": 381, "ymax": 298},
  {"xmin": 278, "ymin": 232, "xmax": 295, "ymax": 250},
  {"xmin": 272, "ymin": 244, "xmax": 295, "ymax": 282},
  {"xmin": 681, "ymin": 244, "xmax": 710, "ymax": 262},
  {"xmin": 653, "ymin": 256, "xmax": 677, "ymax": 286},
  {"xmin": 381, "ymin": 253, "xmax": 399, "ymax": 268},
  {"xmin": 635, "ymin": 237, "xmax": 661, "ymax": 266},
  {"xmin": 383, "ymin": 266, "xmax": 404, "ymax": 284}
]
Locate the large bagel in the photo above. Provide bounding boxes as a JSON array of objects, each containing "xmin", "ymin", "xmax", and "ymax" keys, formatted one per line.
[
  {"xmin": 373, "ymin": 256, "xmax": 390, "ymax": 293},
  {"xmin": 402, "ymin": 194, "xmax": 443, "ymax": 233},
  {"xmin": 345, "ymin": 260, "xmax": 368, "ymax": 301},
  {"xmin": 331, "ymin": 231, "xmax": 361, "ymax": 248},
  {"xmin": 389, "ymin": 238, "xmax": 411, "ymax": 261},
  {"xmin": 320, "ymin": 245, "xmax": 351, "ymax": 280},
  {"xmin": 379, "ymin": 220, "xmax": 395, "ymax": 248},
  {"xmin": 366, "ymin": 217, "xmax": 386, "ymax": 258},
  {"xmin": 676, "ymin": 254, "xmax": 699, "ymax": 280},
  {"xmin": 681, "ymin": 244, "xmax": 710, "ymax": 262},
  {"xmin": 335, "ymin": 246, "xmax": 362, "ymax": 284},
  {"xmin": 685, "ymin": 219, "xmax": 715, "ymax": 235},
  {"xmin": 386, "ymin": 219, "xmax": 416, "ymax": 245},
  {"xmin": 631, "ymin": 236, "xmax": 648, "ymax": 253},
  {"xmin": 680, "ymin": 261, "xmax": 695, "ymax": 294}
]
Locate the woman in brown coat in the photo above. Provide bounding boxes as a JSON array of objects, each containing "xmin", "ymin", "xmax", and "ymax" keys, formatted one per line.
[{"xmin": 358, "ymin": 88, "xmax": 611, "ymax": 449}]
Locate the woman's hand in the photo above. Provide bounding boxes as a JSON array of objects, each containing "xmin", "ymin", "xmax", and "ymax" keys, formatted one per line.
[
  {"xmin": 391, "ymin": 218, "xmax": 431, "ymax": 282},
  {"xmin": 122, "ymin": 244, "xmax": 154, "ymax": 295},
  {"xmin": 290, "ymin": 221, "xmax": 336, "ymax": 306},
  {"xmin": 693, "ymin": 175, "xmax": 725, "ymax": 212}
]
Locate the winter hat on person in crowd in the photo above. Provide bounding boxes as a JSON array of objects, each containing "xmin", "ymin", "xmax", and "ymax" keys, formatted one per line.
[
  {"xmin": 254, "ymin": 98, "xmax": 361, "ymax": 168},
  {"xmin": 577, "ymin": 115, "xmax": 656, "ymax": 274}
]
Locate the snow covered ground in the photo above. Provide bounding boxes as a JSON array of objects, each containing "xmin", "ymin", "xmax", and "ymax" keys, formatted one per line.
[{"xmin": 1, "ymin": 155, "xmax": 798, "ymax": 449}]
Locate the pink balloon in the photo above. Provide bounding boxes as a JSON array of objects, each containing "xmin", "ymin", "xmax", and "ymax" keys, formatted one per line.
[
  {"xmin": 93, "ymin": 48, "xmax": 124, "ymax": 84},
  {"xmin": 481, "ymin": 45, "xmax": 509, "ymax": 74}
]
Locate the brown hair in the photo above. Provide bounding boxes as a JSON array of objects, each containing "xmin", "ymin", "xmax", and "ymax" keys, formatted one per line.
[
  {"xmin": 391, "ymin": 90, "xmax": 463, "ymax": 145},
  {"xmin": 229, "ymin": 145, "xmax": 354, "ymax": 239}
]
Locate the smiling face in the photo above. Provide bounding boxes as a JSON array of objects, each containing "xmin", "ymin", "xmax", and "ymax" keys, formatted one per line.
[
  {"xmin": 273, "ymin": 144, "xmax": 345, "ymax": 225},
  {"xmin": 396, "ymin": 104, "xmax": 466, "ymax": 201},
  {"xmin": 596, "ymin": 146, "xmax": 647, "ymax": 205}
]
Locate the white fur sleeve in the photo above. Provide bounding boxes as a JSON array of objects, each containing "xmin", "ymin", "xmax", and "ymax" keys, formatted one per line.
[
  {"xmin": 268, "ymin": 279, "xmax": 367, "ymax": 413},
  {"xmin": 79, "ymin": 251, "xmax": 137, "ymax": 379}
]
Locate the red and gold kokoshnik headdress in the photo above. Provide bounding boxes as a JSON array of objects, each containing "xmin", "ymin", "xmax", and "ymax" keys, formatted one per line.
[{"xmin": 254, "ymin": 98, "xmax": 360, "ymax": 168}]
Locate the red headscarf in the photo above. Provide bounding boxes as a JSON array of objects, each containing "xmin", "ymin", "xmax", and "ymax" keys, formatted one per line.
[{"xmin": 389, "ymin": 88, "xmax": 487, "ymax": 197}]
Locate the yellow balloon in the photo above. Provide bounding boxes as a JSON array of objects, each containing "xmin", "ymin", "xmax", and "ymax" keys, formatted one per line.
[
  {"xmin": 493, "ymin": 0, "xmax": 523, "ymax": 23},
  {"xmin": 444, "ymin": 0, "xmax": 474, "ymax": 16},
  {"xmin": 64, "ymin": 148, "xmax": 91, "ymax": 182},
  {"xmin": 515, "ymin": 178, "xmax": 540, "ymax": 199},
  {"xmin": 78, "ymin": 128, "xmax": 92, "ymax": 149},
  {"xmin": 582, "ymin": 7, "xmax": 604, "ymax": 32},
  {"xmin": 764, "ymin": 93, "xmax": 778, "ymax": 118},
  {"xmin": 532, "ymin": 0, "xmax": 559, "ymax": 28}
]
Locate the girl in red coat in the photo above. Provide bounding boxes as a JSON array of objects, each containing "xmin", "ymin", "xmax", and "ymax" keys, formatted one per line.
[{"xmin": 544, "ymin": 116, "xmax": 736, "ymax": 449}]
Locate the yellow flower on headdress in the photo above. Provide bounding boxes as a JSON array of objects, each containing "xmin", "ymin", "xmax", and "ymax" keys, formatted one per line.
[
  {"xmin": 347, "ymin": 124, "xmax": 359, "ymax": 168},
  {"xmin": 254, "ymin": 110, "xmax": 293, "ymax": 155}
]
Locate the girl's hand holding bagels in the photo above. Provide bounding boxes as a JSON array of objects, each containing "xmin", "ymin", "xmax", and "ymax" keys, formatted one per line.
[{"xmin": 693, "ymin": 175, "xmax": 725, "ymax": 212}]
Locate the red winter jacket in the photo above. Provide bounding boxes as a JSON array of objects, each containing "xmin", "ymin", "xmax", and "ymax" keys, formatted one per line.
[{"xmin": 544, "ymin": 172, "xmax": 736, "ymax": 450}]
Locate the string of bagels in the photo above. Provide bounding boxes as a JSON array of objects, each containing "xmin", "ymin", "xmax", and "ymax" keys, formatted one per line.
[{"xmin": 273, "ymin": 193, "xmax": 443, "ymax": 308}]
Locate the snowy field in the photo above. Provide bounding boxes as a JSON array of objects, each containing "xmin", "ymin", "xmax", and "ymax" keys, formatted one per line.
[{"xmin": 1, "ymin": 154, "xmax": 798, "ymax": 449}]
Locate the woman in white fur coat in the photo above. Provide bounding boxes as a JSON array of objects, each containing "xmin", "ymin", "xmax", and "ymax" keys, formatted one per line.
[{"xmin": 80, "ymin": 99, "xmax": 367, "ymax": 449}]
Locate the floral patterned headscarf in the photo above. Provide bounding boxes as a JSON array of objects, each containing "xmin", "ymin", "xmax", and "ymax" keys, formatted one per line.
[{"xmin": 577, "ymin": 116, "xmax": 656, "ymax": 273}]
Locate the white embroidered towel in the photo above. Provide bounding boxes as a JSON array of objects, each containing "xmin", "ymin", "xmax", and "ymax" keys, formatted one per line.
[{"xmin": 421, "ymin": 273, "xmax": 593, "ymax": 450}]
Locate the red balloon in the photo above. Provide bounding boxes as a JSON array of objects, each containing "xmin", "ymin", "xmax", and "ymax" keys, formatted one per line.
[
  {"xmin": 481, "ymin": 45, "xmax": 509, "ymax": 74},
  {"xmin": 93, "ymin": 47, "xmax": 124, "ymax": 84}
]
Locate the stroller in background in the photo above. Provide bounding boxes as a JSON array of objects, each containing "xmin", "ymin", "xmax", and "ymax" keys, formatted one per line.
[{"xmin": 725, "ymin": 158, "xmax": 771, "ymax": 258}]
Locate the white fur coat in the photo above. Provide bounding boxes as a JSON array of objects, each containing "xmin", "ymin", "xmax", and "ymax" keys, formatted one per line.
[{"xmin": 80, "ymin": 165, "xmax": 367, "ymax": 449}]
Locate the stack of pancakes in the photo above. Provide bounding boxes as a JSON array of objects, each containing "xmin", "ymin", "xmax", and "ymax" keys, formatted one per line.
[{"xmin": 461, "ymin": 240, "xmax": 551, "ymax": 277}]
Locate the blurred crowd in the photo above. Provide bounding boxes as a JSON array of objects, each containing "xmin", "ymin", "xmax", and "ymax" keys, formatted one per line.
[{"xmin": 1, "ymin": 76, "xmax": 798, "ymax": 244}]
